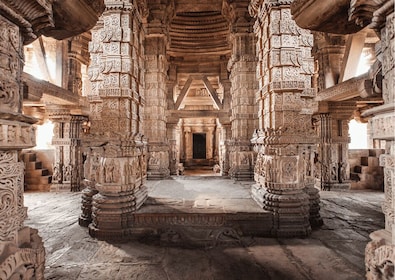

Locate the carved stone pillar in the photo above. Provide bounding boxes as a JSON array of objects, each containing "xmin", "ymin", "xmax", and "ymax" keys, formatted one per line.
[
  {"xmin": 145, "ymin": 31, "xmax": 170, "ymax": 179},
  {"xmin": 249, "ymin": 0, "xmax": 321, "ymax": 236},
  {"xmin": 355, "ymin": 2, "xmax": 395, "ymax": 278},
  {"xmin": 226, "ymin": 6, "xmax": 258, "ymax": 180},
  {"xmin": 218, "ymin": 122, "xmax": 231, "ymax": 176},
  {"xmin": 184, "ymin": 127, "xmax": 192, "ymax": 165},
  {"xmin": 0, "ymin": 4, "xmax": 49, "ymax": 279},
  {"xmin": 80, "ymin": 0, "xmax": 148, "ymax": 241},
  {"xmin": 48, "ymin": 106, "xmax": 87, "ymax": 192},
  {"xmin": 166, "ymin": 120, "xmax": 179, "ymax": 175},
  {"xmin": 207, "ymin": 127, "xmax": 215, "ymax": 160},
  {"xmin": 317, "ymin": 107, "xmax": 352, "ymax": 191}
]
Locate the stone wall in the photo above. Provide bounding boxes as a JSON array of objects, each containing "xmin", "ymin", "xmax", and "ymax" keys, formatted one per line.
[{"xmin": 349, "ymin": 149, "xmax": 384, "ymax": 190}]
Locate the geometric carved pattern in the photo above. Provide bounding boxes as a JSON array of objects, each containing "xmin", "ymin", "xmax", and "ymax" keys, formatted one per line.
[
  {"xmin": 250, "ymin": 1, "xmax": 321, "ymax": 236},
  {"xmin": 0, "ymin": 151, "xmax": 25, "ymax": 242}
]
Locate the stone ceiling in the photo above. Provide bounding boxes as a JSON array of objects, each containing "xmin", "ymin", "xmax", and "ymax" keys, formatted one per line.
[{"xmin": 168, "ymin": 10, "xmax": 231, "ymax": 57}]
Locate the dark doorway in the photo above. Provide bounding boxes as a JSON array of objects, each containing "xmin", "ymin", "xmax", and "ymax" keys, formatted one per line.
[{"xmin": 193, "ymin": 133, "xmax": 206, "ymax": 159}]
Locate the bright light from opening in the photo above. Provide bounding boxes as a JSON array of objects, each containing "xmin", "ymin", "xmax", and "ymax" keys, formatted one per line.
[
  {"xmin": 349, "ymin": 119, "xmax": 368, "ymax": 149},
  {"xmin": 356, "ymin": 50, "xmax": 373, "ymax": 76},
  {"xmin": 35, "ymin": 121, "xmax": 54, "ymax": 149}
]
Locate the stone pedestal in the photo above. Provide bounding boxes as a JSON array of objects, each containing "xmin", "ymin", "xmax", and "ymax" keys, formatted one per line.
[{"xmin": 251, "ymin": 133, "xmax": 317, "ymax": 237}]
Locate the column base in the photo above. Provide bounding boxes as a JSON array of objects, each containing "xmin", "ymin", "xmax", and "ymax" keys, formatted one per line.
[
  {"xmin": 251, "ymin": 184, "xmax": 312, "ymax": 238},
  {"xmin": 304, "ymin": 183, "xmax": 323, "ymax": 228},
  {"xmin": 50, "ymin": 183, "xmax": 71, "ymax": 192},
  {"xmin": 320, "ymin": 181, "xmax": 351, "ymax": 191},
  {"xmin": 89, "ymin": 185, "xmax": 148, "ymax": 241},
  {"xmin": 78, "ymin": 184, "xmax": 98, "ymax": 227},
  {"xmin": 229, "ymin": 167, "xmax": 254, "ymax": 181},
  {"xmin": 147, "ymin": 168, "xmax": 170, "ymax": 180},
  {"xmin": 0, "ymin": 227, "xmax": 45, "ymax": 280},
  {"xmin": 365, "ymin": 229, "xmax": 394, "ymax": 280}
]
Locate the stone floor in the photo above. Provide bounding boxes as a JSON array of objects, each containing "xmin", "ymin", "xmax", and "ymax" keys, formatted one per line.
[{"xmin": 24, "ymin": 176, "xmax": 384, "ymax": 280}]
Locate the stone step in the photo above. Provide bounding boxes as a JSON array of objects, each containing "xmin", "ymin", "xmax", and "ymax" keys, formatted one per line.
[
  {"xmin": 88, "ymin": 197, "xmax": 274, "ymax": 246},
  {"xmin": 22, "ymin": 152, "xmax": 37, "ymax": 162},
  {"xmin": 25, "ymin": 168, "xmax": 50, "ymax": 177},
  {"xmin": 25, "ymin": 175, "xmax": 52, "ymax": 185},
  {"xmin": 25, "ymin": 161, "xmax": 43, "ymax": 170},
  {"xmin": 360, "ymin": 156, "xmax": 379, "ymax": 166},
  {"xmin": 25, "ymin": 184, "xmax": 51, "ymax": 192}
]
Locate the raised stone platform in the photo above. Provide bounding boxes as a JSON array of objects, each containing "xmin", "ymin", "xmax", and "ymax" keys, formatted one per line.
[
  {"xmin": 23, "ymin": 185, "xmax": 385, "ymax": 279},
  {"xmin": 91, "ymin": 176, "xmax": 273, "ymax": 246}
]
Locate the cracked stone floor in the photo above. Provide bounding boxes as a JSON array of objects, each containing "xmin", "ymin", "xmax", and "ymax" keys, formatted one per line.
[{"xmin": 24, "ymin": 176, "xmax": 384, "ymax": 280}]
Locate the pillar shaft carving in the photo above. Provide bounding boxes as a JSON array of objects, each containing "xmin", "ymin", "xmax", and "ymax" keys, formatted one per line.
[
  {"xmin": 80, "ymin": 0, "xmax": 148, "ymax": 241},
  {"xmin": 250, "ymin": 0, "xmax": 321, "ymax": 236},
  {"xmin": 317, "ymin": 110, "xmax": 351, "ymax": 190},
  {"xmin": 48, "ymin": 107, "xmax": 87, "ymax": 192},
  {"xmin": 360, "ymin": 4, "xmax": 395, "ymax": 279},
  {"xmin": 228, "ymin": 30, "xmax": 258, "ymax": 180},
  {"xmin": 0, "ymin": 7, "xmax": 47, "ymax": 280},
  {"xmin": 145, "ymin": 33, "xmax": 170, "ymax": 179}
]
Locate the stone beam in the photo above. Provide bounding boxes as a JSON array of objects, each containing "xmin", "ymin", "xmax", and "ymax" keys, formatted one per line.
[
  {"xmin": 174, "ymin": 76, "xmax": 193, "ymax": 110},
  {"xmin": 202, "ymin": 75, "xmax": 223, "ymax": 109},
  {"xmin": 339, "ymin": 32, "xmax": 367, "ymax": 82},
  {"xmin": 290, "ymin": 0, "xmax": 364, "ymax": 34},
  {"xmin": 22, "ymin": 72, "xmax": 80, "ymax": 105},
  {"xmin": 31, "ymin": 37, "xmax": 54, "ymax": 83},
  {"xmin": 315, "ymin": 73, "xmax": 369, "ymax": 102}
]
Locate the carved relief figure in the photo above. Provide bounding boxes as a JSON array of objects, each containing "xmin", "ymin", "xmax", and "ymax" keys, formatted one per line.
[
  {"xmin": 7, "ymin": 125, "xmax": 16, "ymax": 143},
  {"xmin": 63, "ymin": 164, "xmax": 72, "ymax": 182},
  {"xmin": 91, "ymin": 154, "xmax": 100, "ymax": 182},
  {"xmin": 52, "ymin": 163, "xmax": 62, "ymax": 183},
  {"xmin": 105, "ymin": 159, "xmax": 116, "ymax": 183}
]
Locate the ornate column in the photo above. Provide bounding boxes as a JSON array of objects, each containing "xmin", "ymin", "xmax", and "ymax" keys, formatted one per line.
[
  {"xmin": 0, "ymin": 2, "xmax": 51, "ymax": 278},
  {"xmin": 317, "ymin": 104, "xmax": 353, "ymax": 190},
  {"xmin": 80, "ymin": 0, "xmax": 148, "ymax": 241},
  {"xmin": 184, "ymin": 126, "xmax": 192, "ymax": 165},
  {"xmin": 353, "ymin": 1, "xmax": 395, "ymax": 278},
  {"xmin": 48, "ymin": 106, "xmax": 87, "ymax": 192},
  {"xmin": 225, "ymin": 0, "xmax": 258, "ymax": 180},
  {"xmin": 249, "ymin": 0, "xmax": 322, "ymax": 237},
  {"xmin": 144, "ymin": 5, "xmax": 170, "ymax": 179}
]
